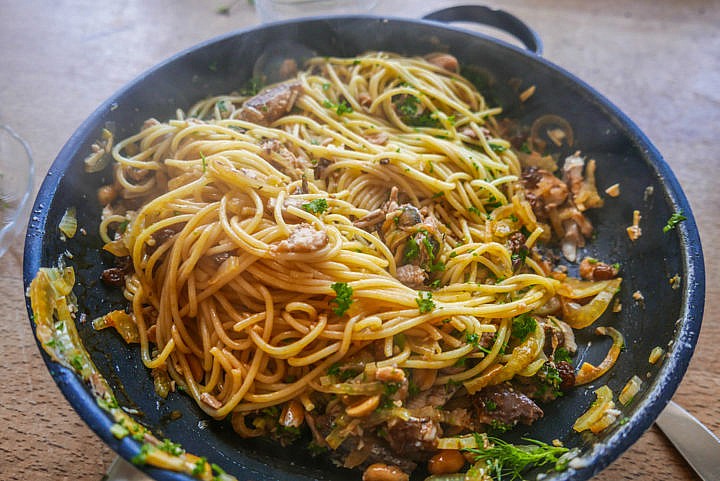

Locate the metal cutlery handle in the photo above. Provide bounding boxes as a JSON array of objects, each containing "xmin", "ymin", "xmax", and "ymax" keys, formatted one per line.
[{"xmin": 655, "ymin": 400, "xmax": 720, "ymax": 481}]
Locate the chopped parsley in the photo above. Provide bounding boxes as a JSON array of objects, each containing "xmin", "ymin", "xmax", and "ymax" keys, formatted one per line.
[
  {"xmin": 384, "ymin": 382, "xmax": 400, "ymax": 396},
  {"xmin": 538, "ymin": 362, "xmax": 563, "ymax": 395},
  {"xmin": 323, "ymin": 99, "xmax": 353, "ymax": 115},
  {"xmin": 211, "ymin": 463, "xmax": 227, "ymax": 476},
  {"xmin": 322, "ymin": 82, "xmax": 331, "ymax": 91},
  {"xmin": 327, "ymin": 363, "xmax": 341, "ymax": 376},
  {"xmin": 416, "ymin": 291, "xmax": 435, "ymax": 313},
  {"xmin": 466, "ymin": 332, "xmax": 480, "ymax": 348},
  {"xmin": 489, "ymin": 419, "xmax": 513, "ymax": 434},
  {"xmin": 301, "ymin": 198, "xmax": 328, "ymax": 214},
  {"xmin": 118, "ymin": 219, "xmax": 129, "ymax": 233},
  {"xmin": 663, "ymin": 211, "xmax": 687, "ymax": 233},
  {"xmin": 69, "ymin": 354, "xmax": 85, "ymax": 372},
  {"xmin": 554, "ymin": 347, "xmax": 573, "ymax": 364},
  {"xmin": 393, "ymin": 94, "xmax": 442, "ymax": 128},
  {"xmin": 240, "ymin": 77, "xmax": 263, "ymax": 96},
  {"xmin": 511, "ymin": 250, "xmax": 528, "ymax": 265},
  {"xmin": 158, "ymin": 439, "xmax": 184, "ymax": 456},
  {"xmin": 216, "ymin": 100, "xmax": 229, "ymax": 113},
  {"xmin": 327, "ymin": 363, "xmax": 361, "ymax": 381},
  {"xmin": 330, "ymin": 282, "xmax": 353, "ymax": 316},
  {"xmin": 511, "ymin": 314, "xmax": 536, "ymax": 341},
  {"xmin": 468, "ymin": 206, "xmax": 482, "ymax": 216},
  {"xmin": 192, "ymin": 457, "xmax": 208, "ymax": 475},
  {"xmin": 489, "ymin": 143, "xmax": 507, "ymax": 153},
  {"xmin": 485, "ymin": 399, "xmax": 498, "ymax": 411},
  {"xmin": 404, "ymin": 236, "xmax": 420, "ymax": 262},
  {"xmin": 132, "ymin": 444, "xmax": 154, "ymax": 465}
]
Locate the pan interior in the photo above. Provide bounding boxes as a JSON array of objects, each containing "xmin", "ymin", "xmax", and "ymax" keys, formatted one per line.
[{"xmin": 24, "ymin": 16, "xmax": 701, "ymax": 481}]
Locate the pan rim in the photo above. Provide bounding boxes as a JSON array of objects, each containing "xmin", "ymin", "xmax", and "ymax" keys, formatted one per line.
[{"xmin": 22, "ymin": 13, "xmax": 705, "ymax": 481}]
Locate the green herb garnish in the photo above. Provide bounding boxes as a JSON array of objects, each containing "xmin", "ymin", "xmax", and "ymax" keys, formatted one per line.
[
  {"xmin": 466, "ymin": 435, "xmax": 570, "ymax": 481},
  {"xmin": 554, "ymin": 347, "xmax": 573, "ymax": 364},
  {"xmin": 158, "ymin": 439, "xmax": 184, "ymax": 456},
  {"xmin": 192, "ymin": 457, "xmax": 208, "ymax": 475},
  {"xmin": 511, "ymin": 314, "xmax": 536, "ymax": 341},
  {"xmin": 301, "ymin": 198, "xmax": 328, "ymax": 214},
  {"xmin": 330, "ymin": 282, "xmax": 353, "ymax": 316},
  {"xmin": 404, "ymin": 236, "xmax": 420, "ymax": 262},
  {"xmin": 394, "ymin": 94, "xmax": 441, "ymax": 128},
  {"xmin": 323, "ymin": 99, "xmax": 353, "ymax": 115},
  {"xmin": 241, "ymin": 77, "xmax": 263, "ymax": 96},
  {"xmin": 416, "ymin": 291, "xmax": 435, "ymax": 313},
  {"xmin": 132, "ymin": 444, "xmax": 154, "ymax": 466},
  {"xmin": 663, "ymin": 211, "xmax": 687, "ymax": 233}
]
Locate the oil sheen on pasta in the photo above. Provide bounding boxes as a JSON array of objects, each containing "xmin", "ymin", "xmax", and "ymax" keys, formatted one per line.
[{"xmin": 92, "ymin": 52, "xmax": 622, "ymax": 479}]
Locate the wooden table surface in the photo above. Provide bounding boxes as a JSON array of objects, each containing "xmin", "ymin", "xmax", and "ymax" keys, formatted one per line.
[{"xmin": 1, "ymin": 1, "xmax": 718, "ymax": 480}]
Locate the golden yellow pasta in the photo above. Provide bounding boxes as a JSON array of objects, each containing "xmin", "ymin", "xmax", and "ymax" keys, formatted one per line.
[{"xmin": 95, "ymin": 51, "xmax": 621, "ymax": 478}]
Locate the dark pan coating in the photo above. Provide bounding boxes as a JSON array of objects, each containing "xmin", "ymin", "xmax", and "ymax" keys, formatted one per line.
[{"xmin": 22, "ymin": 14, "xmax": 704, "ymax": 481}]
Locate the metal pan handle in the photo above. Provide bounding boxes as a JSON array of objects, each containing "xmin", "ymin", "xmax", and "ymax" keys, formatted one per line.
[{"xmin": 422, "ymin": 5, "xmax": 543, "ymax": 55}]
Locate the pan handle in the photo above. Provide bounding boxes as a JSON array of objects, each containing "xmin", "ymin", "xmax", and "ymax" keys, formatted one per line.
[{"xmin": 422, "ymin": 5, "xmax": 543, "ymax": 55}]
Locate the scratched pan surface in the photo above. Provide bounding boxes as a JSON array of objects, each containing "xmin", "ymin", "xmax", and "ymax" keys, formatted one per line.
[{"xmin": 23, "ymin": 10, "xmax": 704, "ymax": 481}]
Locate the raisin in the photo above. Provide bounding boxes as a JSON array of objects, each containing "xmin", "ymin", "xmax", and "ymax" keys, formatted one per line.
[{"xmin": 556, "ymin": 361, "xmax": 576, "ymax": 392}]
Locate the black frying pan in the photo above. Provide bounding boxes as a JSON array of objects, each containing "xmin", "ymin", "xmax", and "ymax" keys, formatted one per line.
[{"xmin": 23, "ymin": 6, "xmax": 705, "ymax": 481}]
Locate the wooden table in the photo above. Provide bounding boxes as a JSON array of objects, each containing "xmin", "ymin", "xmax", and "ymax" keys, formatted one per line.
[{"xmin": 1, "ymin": 1, "xmax": 717, "ymax": 479}]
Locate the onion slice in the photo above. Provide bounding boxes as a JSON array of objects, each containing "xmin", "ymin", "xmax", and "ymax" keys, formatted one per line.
[
  {"xmin": 573, "ymin": 385, "xmax": 614, "ymax": 432},
  {"xmin": 575, "ymin": 326, "xmax": 624, "ymax": 385},
  {"xmin": 561, "ymin": 278, "xmax": 622, "ymax": 329},
  {"xmin": 59, "ymin": 207, "xmax": 78, "ymax": 239},
  {"xmin": 619, "ymin": 375, "xmax": 643, "ymax": 405}
]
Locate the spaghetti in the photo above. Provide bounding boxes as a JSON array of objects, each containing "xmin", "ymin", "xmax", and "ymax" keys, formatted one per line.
[{"xmin": 96, "ymin": 52, "xmax": 620, "ymax": 478}]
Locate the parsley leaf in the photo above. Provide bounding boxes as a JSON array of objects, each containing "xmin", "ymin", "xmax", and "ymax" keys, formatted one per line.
[
  {"xmin": 404, "ymin": 236, "xmax": 420, "ymax": 262},
  {"xmin": 240, "ymin": 77, "xmax": 263, "ymax": 96},
  {"xmin": 301, "ymin": 198, "xmax": 328, "ymax": 214},
  {"xmin": 192, "ymin": 457, "xmax": 208, "ymax": 475},
  {"xmin": 663, "ymin": 211, "xmax": 687, "ymax": 233},
  {"xmin": 335, "ymin": 100, "xmax": 353, "ymax": 115},
  {"xmin": 416, "ymin": 291, "xmax": 435, "ymax": 313},
  {"xmin": 394, "ymin": 94, "xmax": 442, "ymax": 128},
  {"xmin": 511, "ymin": 313, "xmax": 536, "ymax": 341},
  {"xmin": 330, "ymin": 282, "xmax": 353, "ymax": 316},
  {"xmin": 554, "ymin": 347, "xmax": 573, "ymax": 364},
  {"xmin": 323, "ymin": 99, "xmax": 353, "ymax": 115},
  {"xmin": 132, "ymin": 444, "xmax": 154, "ymax": 466},
  {"xmin": 158, "ymin": 439, "xmax": 184, "ymax": 456}
]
